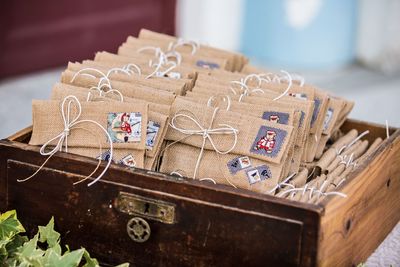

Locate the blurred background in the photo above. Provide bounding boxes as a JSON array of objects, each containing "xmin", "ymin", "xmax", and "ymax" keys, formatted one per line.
[
  {"xmin": 0, "ymin": 0, "xmax": 399, "ymax": 264},
  {"xmin": 0, "ymin": 0, "xmax": 399, "ymax": 136}
]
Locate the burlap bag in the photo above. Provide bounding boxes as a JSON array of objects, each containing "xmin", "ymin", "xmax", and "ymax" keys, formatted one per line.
[
  {"xmin": 196, "ymin": 72, "xmax": 251, "ymax": 87},
  {"xmin": 329, "ymin": 98, "xmax": 355, "ymax": 134},
  {"xmin": 193, "ymin": 88, "xmax": 312, "ymax": 168},
  {"xmin": 181, "ymin": 95, "xmax": 303, "ymax": 177},
  {"xmin": 315, "ymin": 134, "xmax": 331, "ymax": 159},
  {"xmin": 181, "ymin": 95, "xmax": 296, "ymax": 126},
  {"xmin": 240, "ymin": 81, "xmax": 329, "ymax": 162},
  {"xmin": 289, "ymin": 168, "xmax": 309, "ymax": 188},
  {"xmin": 60, "ymin": 70, "xmax": 176, "ymax": 106},
  {"xmin": 319, "ymin": 137, "xmax": 383, "ymax": 198},
  {"xmin": 159, "ymin": 98, "xmax": 297, "ymax": 193},
  {"xmin": 281, "ymin": 174, "xmax": 321, "ymax": 201},
  {"xmin": 322, "ymin": 97, "xmax": 346, "ymax": 135},
  {"xmin": 83, "ymin": 60, "xmax": 194, "ymax": 93},
  {"xmin": 67, "ymin": 147, "xmax": 145, "ymax": 169},
  {"xmin": 49, "ymin": 83, "xmax": 169, "ymax": 170},
  {"xmin": 166, "ymin": 97, "xmax": 294, "ymax": 164},
  {"xmin": 315, "ymin": 94, "xmax": 353, "ymax": 160},
  {"xmin": 118, "ymin": 41, "xmax": 230, "ymax": 72},
  {"xmin": 186, "ymin": 88, "xmax": 313, "ymax": 153},
  {"xmin": 137, "ymin": 29, "xmax": 248, "ymax": 71},
  {"xmin": 93, "ymin": 51, "xmax": 197, "ymax": 82},
  {"xmin": 50, "ymin": 82, "xmax": 170, "ymax": 115},
  {"xmin": 355, "ymin": 137, "xmax": 383, "ymax": 165},
  {"xmin": 313, "ymin": 137, "xmax": 379, "ymax": 203},
  {"xmin": 30, "ymin": 99, "xmax": 148, "ymax": 151},
  {"xmin": 325, "ymin": 140, "xmax": 369, "ymax": 173},
  {"xmin": 273, "ymin": 168, "xmax": 309, "ymax": 196},
  {"xmin": 160, "ymin": 142, "xmax": 283, "ymax": 193},
  {"xmin": 67, "ymin": 61, "xmax": 189, "ymax": 95},
  {"xmin": 240, "ymin": 64, "xmax": 269, "ymax": 75},
  {"xmin": 305, "ymin": 90, "xmax": 330, "ymax": 162},
  {"xmin": 314, "ymin": 129, "xmax": 358, "ymax": 176},
  {"xmin": 123, "ymin": 36, "xmax": 233, "ymax": 71}
]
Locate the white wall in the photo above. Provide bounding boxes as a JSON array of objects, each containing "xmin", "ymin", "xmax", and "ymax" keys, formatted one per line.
[{"xmin": 176, "ymin": 0, "xmax": 244, "ymax": 52}]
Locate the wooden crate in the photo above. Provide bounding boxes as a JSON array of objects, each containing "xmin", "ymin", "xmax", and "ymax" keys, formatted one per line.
[{"xmin": 0, "ymin": 119, "xmax": 399, "ymax": 267}]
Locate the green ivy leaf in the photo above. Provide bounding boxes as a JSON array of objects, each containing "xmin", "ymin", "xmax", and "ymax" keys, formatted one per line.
[
  {"xmin": 38, "ymin": 217, "xmax": 60, "ymax": 248},
  {"xmin": 17, "ymin": 234, "xmax": 45, "ymax": 261},
  {"xmin": 0, "ymin": 210, "xmax": 25, "ymax": 241},
  {"xmin": 82, "ymin": 249, "xmax": 100, "ymax": 267},
  {"xmin": 115, "ymin": 263, "xmax": 130, "ymax": 267},
  {"xmin": 39, "ymin": 248, "xmax": 84, "ymax": 267},
  {"xmin": 4, "ymin": 257, "xmax": 17, "ymax": 267},
  {"xmin": 6, "ymin": 234, "xmax": 28, "ymax": 257}
]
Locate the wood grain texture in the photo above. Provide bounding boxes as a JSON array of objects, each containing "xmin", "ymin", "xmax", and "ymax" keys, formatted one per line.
[{"xmin": 0, "ymin": 140, "xmax": 321, "ymax": 266}]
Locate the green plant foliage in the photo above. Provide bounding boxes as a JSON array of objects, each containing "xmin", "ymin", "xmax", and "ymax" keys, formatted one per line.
[{"xmin": 0, "ymin": 210, "xmax": 129, "ymax": 267}]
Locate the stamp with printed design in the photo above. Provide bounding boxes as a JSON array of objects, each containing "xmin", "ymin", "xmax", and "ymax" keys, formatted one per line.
[
  {"xmin": 96, "ymin": 149, "xmax": 113, "ymax": 161},
  {"xmin": 311, "ymin": 98, "xmax": 321, "ymax": 127},
  {"xmin": 107, "ymin": 112, "xmax": 142, "ymax": 143},
  {"xmin": 227, "ymin": 156, "xmax": 252, "ymax": 174},
  {"xmin": 246, "ymin": 165, "xmax": 272, "ymax": 185},
  {"xmin": 323, "ymin": 108, "xmax": 334, "ymax": 131},
  {"xmin": 250, "ymin": 126, "xmax": 287, "ymax": 157},
  {"xmin": 146, "ymin": 120, "xmax": 161, "ymax": 150},
  {"xmin": 196, "ymin": 60, "xmax": 220, "ymax": 70},
  {"xmin": 262, "ymin": 111, "xmax": 290, "ymax": 125},
  {"xmin": 119, "ymin": 154, "xmax": 136, "ymax": 168}
]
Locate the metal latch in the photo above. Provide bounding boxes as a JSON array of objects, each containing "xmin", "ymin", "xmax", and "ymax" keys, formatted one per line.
[{"xmin": 115, "ymin": 192, "xmax": 176, "ymax": 224}]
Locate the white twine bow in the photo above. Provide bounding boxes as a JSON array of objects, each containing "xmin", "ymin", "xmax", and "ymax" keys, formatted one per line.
[
  {"xmin": 18, "ymin": 95, "xmax": 113, "ymax": 187},
  {"xmin": 71, "ymin": 68, "xmax": 112, "ymax": 90},
  {"xmin": 106, "ymin": 63, "xmax": 142, "ymax": 77},
  {"xmin": 207, "ymin": 95, "xmax": 232, "ymax": 111},
  {"xmin": 169, "ymin": 108, "xmax": 239, "ymax": 179},
  {"xmin": 70, "ymin": 67, "xmax": 128, "ymax": 102},
  {"xmin": 229, "ymin": 70, "xmax": 294, "ymax": 102},
  {"xmin": 168, "ymin": 37, "xmax": 200, "ymax": 55},
  {"xmin": 137, "ymin": 46, "xmax": 181, "ymax": 79},
  {"xmin": 86, "ymin": 87, "xmax": 124, "ymax": 103}
]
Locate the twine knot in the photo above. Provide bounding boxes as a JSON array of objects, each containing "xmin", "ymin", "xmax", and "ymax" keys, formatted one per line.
[
  {"xmin": 169, "ymin": 107, "xmax": 238, "ymax": 179},
  {"xmin": 18, "ymin": 95, "xmax": 113, "ymax": 186}
]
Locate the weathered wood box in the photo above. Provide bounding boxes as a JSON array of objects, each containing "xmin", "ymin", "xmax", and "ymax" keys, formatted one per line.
[{"xmin": 0, "ymin": 119, "xmax": 399, "ymax": 267}]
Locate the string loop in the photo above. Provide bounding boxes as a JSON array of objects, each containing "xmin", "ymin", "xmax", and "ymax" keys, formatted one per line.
[
  {"xmin": 18, "ymin": 95, "xmax": 113, "ymax": 186},
  {"xmin": 169, "ymin": 108, "xmax": 239, "ymax": 179}
]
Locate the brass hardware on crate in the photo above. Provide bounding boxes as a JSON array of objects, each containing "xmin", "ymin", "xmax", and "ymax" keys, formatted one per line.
[
  {"xmin": 116, "ymin": 192, "xmax": 176, "ymax": 224},
  {"xmin": 126, "ymin": 217, "xmax": 151, "ymax": 243}
]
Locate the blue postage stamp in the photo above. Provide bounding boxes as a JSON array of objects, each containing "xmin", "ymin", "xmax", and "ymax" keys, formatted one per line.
[
  {"xmin": 146, "ymin": 120, "xmax": 161, "ymax": 150},
  {"xmin": 250, "ymin": 126, "xmax": 287, "ymax": 157},
  {"xmin": 262, "ymin": 111, "xmax": 290, "ymax": 125}
]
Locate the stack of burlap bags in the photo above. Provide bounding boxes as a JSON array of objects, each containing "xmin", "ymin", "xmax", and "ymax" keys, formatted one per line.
[{"xmin": 28, "ymin": 29, "xmax": 381, "ymax": 199}]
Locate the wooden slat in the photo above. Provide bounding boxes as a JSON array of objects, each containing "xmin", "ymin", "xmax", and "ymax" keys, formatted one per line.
[
  {"xmin": 6, "ymin": 125, "xmax": 32, "ymax": 142},
  {"xmin": 6, "ymin": 159, "xmax": 306, "ymax": 266},
  {"xmin": 0, "ymin": 140, "xmax": 322, "ymax": 266}
]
